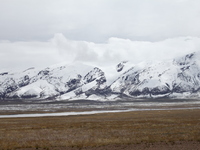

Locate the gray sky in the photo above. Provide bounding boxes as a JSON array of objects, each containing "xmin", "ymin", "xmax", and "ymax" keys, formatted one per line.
[{"xmin": 1, "ymin": 0, "xmax": 200, "ymax": 71}]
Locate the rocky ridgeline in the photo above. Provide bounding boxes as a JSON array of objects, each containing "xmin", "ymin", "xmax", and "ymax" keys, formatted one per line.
[{"xmin": 1, "ymin": 52, "xmax": 200, "ymax": 100}]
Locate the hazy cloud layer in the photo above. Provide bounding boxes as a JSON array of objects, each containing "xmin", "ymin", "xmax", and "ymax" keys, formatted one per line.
[
  {"xmin": 1, "ymin": 0, "xmax": 200, "ymax": 71},
  {"xmin": 1, "ymin": 34, "xmax": 200, "ymax": 71},
  {"xmin": 0, "ymin": 0, "xmax": 200, "ymax": 42}
]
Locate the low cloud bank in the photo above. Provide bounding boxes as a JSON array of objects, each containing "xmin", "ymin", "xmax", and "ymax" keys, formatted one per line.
[{"xmin": 1, "ymin": 33, "xmax": 200, "ymax": 71}]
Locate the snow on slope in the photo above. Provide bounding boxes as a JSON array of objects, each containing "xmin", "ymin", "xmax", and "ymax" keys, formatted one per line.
[
  {"xmin": 110, "ymin": 52, "xmax": 200, "ymax": 98},
  {"xmin": 1, "ymin": 52, "xmax": 200, "ymax": 100},
  {"xmin": 99, "ymin": 60, "xmax": 136, "ymax": 85},
  {"xmin": 9, "ymin": 80, "xmax": 58, "ymax": 99},
  {"xmin": 0, "ymin": 62, "xmax": 107, "ymax": 100}
]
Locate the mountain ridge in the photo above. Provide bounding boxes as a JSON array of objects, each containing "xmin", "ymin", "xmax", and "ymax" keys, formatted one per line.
[{"xmin": 1, "ymin": 52, "xmax": 200, "ymax": 101}]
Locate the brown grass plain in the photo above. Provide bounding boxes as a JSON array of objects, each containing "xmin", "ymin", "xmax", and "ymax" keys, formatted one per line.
[{"xmin": 0, "ymin": 109, "xmax": 200, "ymax": 150}]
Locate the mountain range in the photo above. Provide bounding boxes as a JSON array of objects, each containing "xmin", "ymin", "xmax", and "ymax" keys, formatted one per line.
[{"xmin": 1, "ymin": 52, "xmax": 200, "ymax": 101}]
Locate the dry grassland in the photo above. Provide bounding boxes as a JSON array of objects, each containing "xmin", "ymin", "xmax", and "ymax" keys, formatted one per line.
[{"xmin": 0, "ymin": 109, "xmax": 200, "ymax": 150}]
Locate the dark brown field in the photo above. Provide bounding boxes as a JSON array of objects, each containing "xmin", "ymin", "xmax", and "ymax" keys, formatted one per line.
[{"xmin": 0, "ymin": 109, "xmax": 200, "ymax": 150}]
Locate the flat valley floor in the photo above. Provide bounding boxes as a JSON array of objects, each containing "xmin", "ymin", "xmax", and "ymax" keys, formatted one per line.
[{"xmin": 0, "ymin": 108, "xmax": 200, "ymax": 150}]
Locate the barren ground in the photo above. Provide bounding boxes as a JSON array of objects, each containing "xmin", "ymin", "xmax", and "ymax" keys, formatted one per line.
[{"xmin": 0, "ymin": 108, "xmax": 200, "ymax": 150}]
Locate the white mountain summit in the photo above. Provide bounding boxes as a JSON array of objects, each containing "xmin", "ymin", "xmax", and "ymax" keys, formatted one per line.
[{"xmin": 1, "ymin": 52, "xmax": 200, "ymax": 100}]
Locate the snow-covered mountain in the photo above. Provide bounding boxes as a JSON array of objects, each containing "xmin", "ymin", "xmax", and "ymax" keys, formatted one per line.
[
  {"xmin": 1, "ymin": 52, "xmax": 200, "ymax": 100},
  {"xmin": 111, "ymin": 52, "xmax": 200, "ymax": 99},
  {"xmin": 0, "ymin": 62, "xmax": 107, "ymax": 100}
]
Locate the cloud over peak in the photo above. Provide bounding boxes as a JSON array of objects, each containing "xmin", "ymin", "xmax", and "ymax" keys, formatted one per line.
[
  {"xmin": 1, "ymin": 1, "xmax": 200, "ymax": 71},
  {"xmin": 1, "ymin": 34, "xmax": 200, "ymax": 71}
]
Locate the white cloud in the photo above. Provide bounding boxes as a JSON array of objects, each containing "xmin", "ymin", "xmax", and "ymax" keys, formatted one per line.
[
  {"xmin": 1, "ymin": 34, "xmax": 200, "ymax": 72},
  {"xmin": 0, "ymin": 40, "xmax": 62, "ymax": 71},
  {"xmin": 1, "ymin": 1, "xmax": 200, "ymax": 71},
  {"xmin": 0, "ymin": 0, "xmax": 200, "ymax": 42}
]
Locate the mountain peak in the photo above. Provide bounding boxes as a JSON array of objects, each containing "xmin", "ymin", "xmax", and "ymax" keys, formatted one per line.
[{"xmin": 1, "ymin": 52, "xmax": 200, "ymax": 100}]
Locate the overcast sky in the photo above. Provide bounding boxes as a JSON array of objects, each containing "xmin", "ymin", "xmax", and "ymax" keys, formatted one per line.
[{"xmin": 1, "ymin": 0, "xmax": 200, "ymax": 71}]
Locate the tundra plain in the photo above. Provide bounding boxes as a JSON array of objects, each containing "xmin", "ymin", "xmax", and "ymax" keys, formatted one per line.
[{"xmin": 0, "ymin": 100, "xmax": 200, "ymax": 150}]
